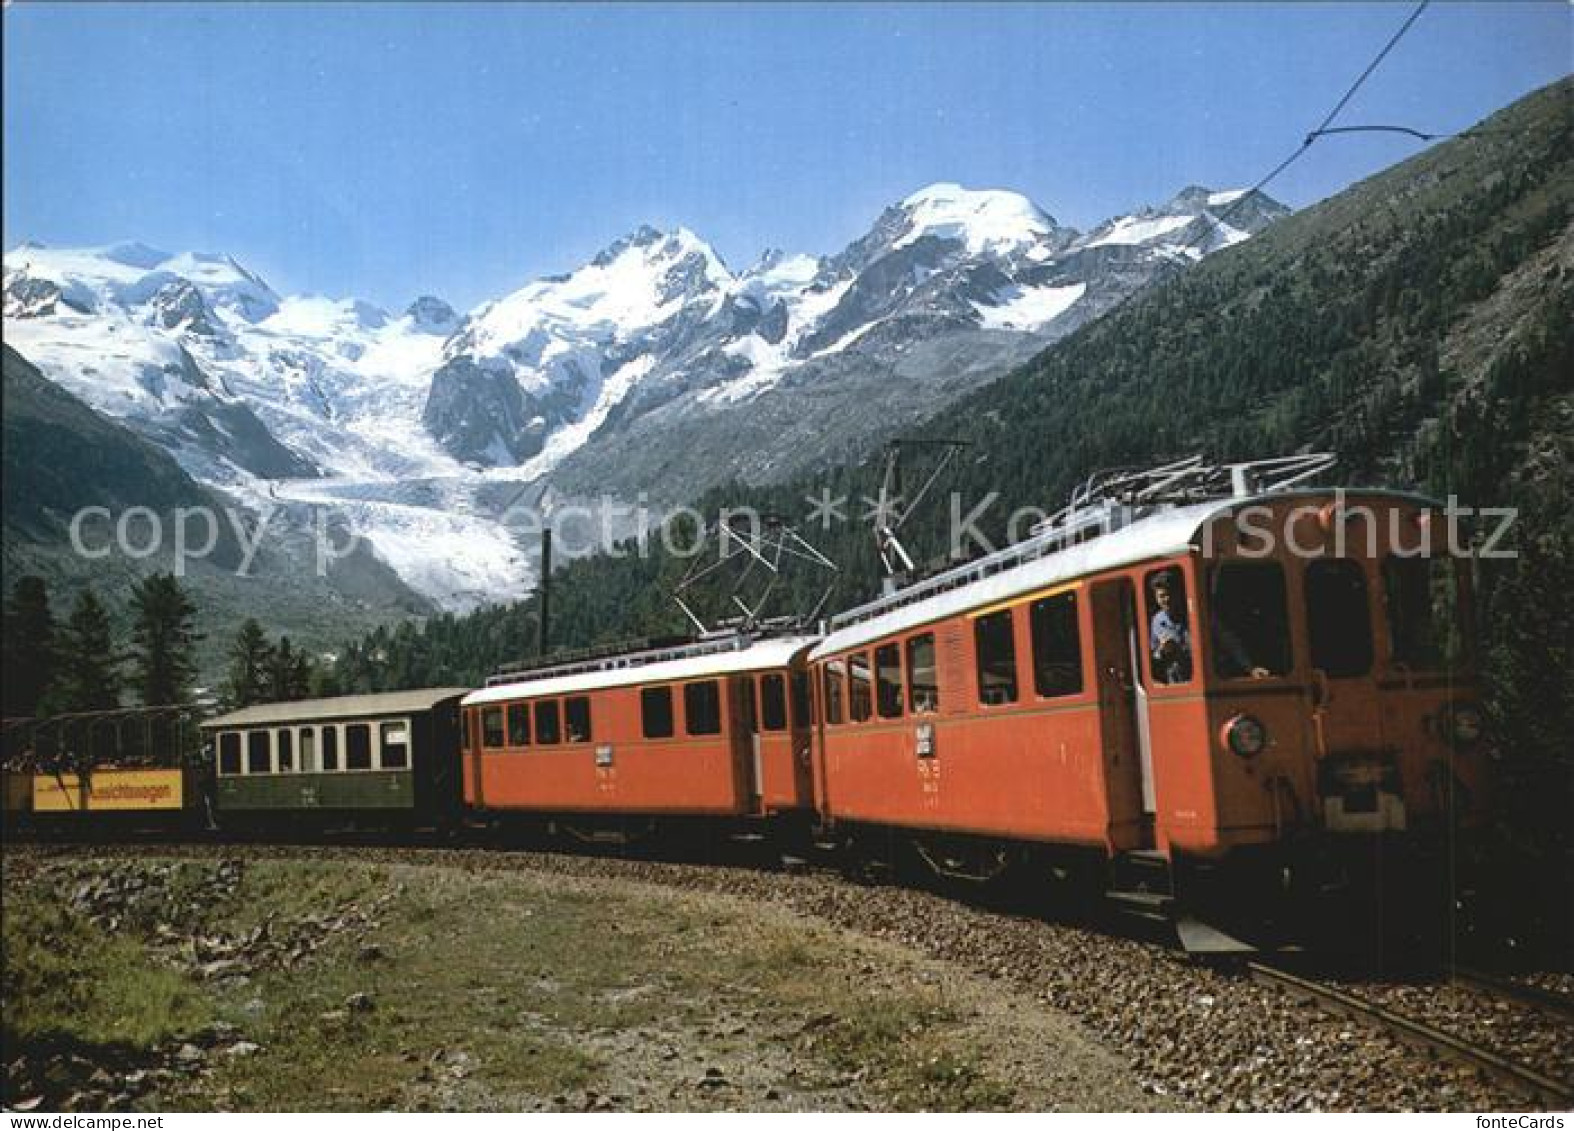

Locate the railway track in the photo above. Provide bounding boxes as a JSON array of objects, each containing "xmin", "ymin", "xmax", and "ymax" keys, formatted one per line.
[
  {"xmin": 9, "ymin": 839, "xmax": 1572, "ymax": 1111},
  {"xmin": 1449, "ymin": 965, "xmax": 1574, "ymax": 1024},
  {"xmin": 1247, "ymin": 961, "xmax": 1574, "ymax": 1109}
]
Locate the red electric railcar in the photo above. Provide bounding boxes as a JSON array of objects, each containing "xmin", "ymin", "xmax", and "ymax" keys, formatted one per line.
[
  {"xmin": 808, "ymin": 481, "xmax": 1486, "ymax": 932},
  {"xmin": 461, "ymin": 635, "xmax": 818, "ymax": 836}
]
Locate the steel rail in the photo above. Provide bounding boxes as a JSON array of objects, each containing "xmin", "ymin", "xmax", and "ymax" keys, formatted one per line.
[
  {"xmin": 1450, "ymin": 965, "xmax": 1574, "ymax": 1024},
  {"xmin": 1248, "ymin": 961, "xmax": 1574, "ymax": 1109}
]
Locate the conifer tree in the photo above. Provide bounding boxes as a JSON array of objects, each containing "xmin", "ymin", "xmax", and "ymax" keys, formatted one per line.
[
  {"xmin": 56, "ymin": 590, "xmax": 120, "ymax": 712},
  {"xmin": 128, "ymin": 573, "xmax": 200, "ymax": 705},
  {"xmin": 225, "ymin": 618, "xmax": 273, "ymax": 708},
  {"xmin": 2, "ymin": 576, "xmax": 56, "ymax": 717}
]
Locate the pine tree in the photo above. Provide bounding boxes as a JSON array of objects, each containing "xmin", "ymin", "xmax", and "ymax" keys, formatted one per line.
[
  {"xmin": 266, "ymin": 636, "xmax": 313, "ymax": 702},
  {"xmin": 127, "ymin": 573, "xmax": 200, "ymax": 705},
  {"xmin": 2, "ymin": 576, "xmax": 56, "ymax": 717},
  {"xmin": 225, "ymin": 618, "xmax": 273, "ymax": 709},
  {"xmin": 56, "ymin": 590, "xmax": 120, "ymax": 712}
]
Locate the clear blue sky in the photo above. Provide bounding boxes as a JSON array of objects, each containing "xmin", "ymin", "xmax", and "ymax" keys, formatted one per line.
[{"xmin": 4, "ymin": 2, "xmax": 1567, "ymax": 310}]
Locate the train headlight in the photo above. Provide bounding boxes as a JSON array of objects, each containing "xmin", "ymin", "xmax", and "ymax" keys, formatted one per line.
[
  {"xmin": 1446, "ymin": 704, "xmax": 1483, "ymax": 747},
  {"xmin": 1222, "ymin": 714, "xmax": 1268, "ymax": 758}
]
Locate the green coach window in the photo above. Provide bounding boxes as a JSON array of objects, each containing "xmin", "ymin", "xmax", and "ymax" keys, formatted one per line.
[
  {"xmin": 346, "ymin": 724, "xmax": 373, "ymax": 770},
  {"xmin": 246, "ymin": 730, "xmax": 271, "ymax": 774},
  {"xmin": 380, "ymin": 721, "xmax": 410, "ymax": 769}
]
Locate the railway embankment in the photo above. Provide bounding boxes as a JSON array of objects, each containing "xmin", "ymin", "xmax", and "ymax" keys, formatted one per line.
[{"xmin": 1, "ymin": 847, "xmax": 1160, "ymax": 1112}]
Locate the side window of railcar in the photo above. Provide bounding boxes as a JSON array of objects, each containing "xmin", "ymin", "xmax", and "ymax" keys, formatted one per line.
[
  {"xmin": 875, "ymin": 644, "xmax": 903, "ymax": 719},
  {"xmin": 322, "ymin": 725, "xmax": 340, "ymax": 771},
  {"xmin": 535, "ymin": 700, "xmax": 562, "ymax": 745},
  {"xmin": 1306, "ymin": 559, "xmax": 1374, "ymax": 677},
  {"xmin": 246, "ymin": 730, "xmax": 271, "ymax": 774},
  {"xmin": 642, "ymin": 687, "xmax": 675, "ymax": 739},
  {"xmin": 299, "ymin": 727, "xmax": 316, "ymax": 773},
  {"xmin": 565, "ymin": 696, "xmax": 592, "ymax": 743},
  {"xmin": 822, "ymin": 660, "xmax": 845, "ymax": 725},
  {"xmin": 1030, "ymin": 592, "xmax": 1084, "ymax": 698},
  {"xmin": 276, "ymin": 728, "xmax": 294, "ymax": 773},
  {"xmin": 974, "ymin": 609, "xmax": 1019, "ymax": 704},
  {"xmin": 760, "ymin": 674, "xmax": 788, "ymax": 732},
  {"xmin": 482, "ymin": 707, "xmax": 505, "ymax": 749},
  {"xmin": 1209, "ymin": 563, "xmax": 1291, "ymax": 679},
  {"xmin": 346, "ymin": 723, "xmax": 373, "ymax": 770},
  {"xmin": 507, "ymin": 703, "xmax": 531, "ymax": 747},
  {"xmin": 218, "ymin": 732, "xmax": 241, "ymax": 775},
  {"xmin": 848, "ymin": 652, "xmax": 873, "ymax": 722},
  {"xmin": 380, "ymin": 721, "xmax": 410, "ymax": 769},
  {"xmin": 1145, "ymin": 569, "xmax": 1194, "ymax": 685},
  {"xmin": 791, "ymin": 670, "xmax": 812, "ymax": 727},
  {"xmin": 907, "ymin": 634, "xmax": 939, "ymax": 713},
  {"xmin": 1383, "ymin": 555, "xmax": 1459, "ymax": 669},
  {"xmin": 685, "ymin": 681, "xmax": 722, "ymax": 736}
]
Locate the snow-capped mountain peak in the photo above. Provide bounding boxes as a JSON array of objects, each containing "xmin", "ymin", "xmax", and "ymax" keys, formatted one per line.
[
  {"xmin": 895, "ymin": 182, "xmax": 1060, "ymax": 256},
  {"xmin": 4, "ymin": 179, "xmax": 1288, "ymax": 613}
]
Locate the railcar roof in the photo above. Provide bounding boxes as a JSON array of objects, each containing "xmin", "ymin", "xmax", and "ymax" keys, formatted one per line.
[
  {"xmin": 204, "ymin": 687, "xmax": 472, "ymax": 728},
  {"xmin": 463, "ymin": 635, "xmax": 818, "ymax": 707},
  {"xmin": 810, "ymin": 488, "xmax": 1432, "ymax": 660}
]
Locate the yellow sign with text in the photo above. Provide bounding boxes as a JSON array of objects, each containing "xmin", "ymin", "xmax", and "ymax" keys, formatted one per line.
[{"xmin": 32, "ymin": 769, "xmax": 185, "ymax": 812}]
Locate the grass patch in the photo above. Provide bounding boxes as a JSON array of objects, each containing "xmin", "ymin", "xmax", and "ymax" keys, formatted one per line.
[
  {"xmin": 2, "ymin": 890, "xmax": 215, "ymax": 1052},
  {"xmin": 7, "ymin": 857, "xmax": 1033, "ymax": 1110}
]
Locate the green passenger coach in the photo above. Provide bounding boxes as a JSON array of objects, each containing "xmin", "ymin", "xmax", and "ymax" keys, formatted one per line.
[{"xmin": 203, "ymin": 688, "xmax": 469, "ymax": 828}]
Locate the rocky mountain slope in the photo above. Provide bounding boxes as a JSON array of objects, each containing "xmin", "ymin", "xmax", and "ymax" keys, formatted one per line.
[{"xmin": 2, "ymin": 345, "xmax": 433, "ymax": 680}]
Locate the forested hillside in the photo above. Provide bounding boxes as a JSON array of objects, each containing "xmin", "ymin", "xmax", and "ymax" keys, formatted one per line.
[{"xmin": 332, "ymin": 80, "xmax": 1572, "ymax": 802}]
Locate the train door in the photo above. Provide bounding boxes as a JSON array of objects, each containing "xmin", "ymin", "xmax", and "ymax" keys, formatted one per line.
[
  {"xmin": 1091, "ymin": 578, "xmax": 1154, "ymax": 850},
  {"xmin": 733, "ymin": 676, "xmax": 763, "ymax": 814}
]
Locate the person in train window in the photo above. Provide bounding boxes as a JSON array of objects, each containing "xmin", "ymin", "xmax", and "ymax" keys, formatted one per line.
[
  {"xmin": 1213, "ymin": 617, "xmax": 1272, "ymax": 679},
  {"xmin": 1149, "ymin": 571, "xmax": 1193, "ymax": 684}
]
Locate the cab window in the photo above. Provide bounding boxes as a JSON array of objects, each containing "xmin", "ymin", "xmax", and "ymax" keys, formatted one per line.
[
  {"xmin": 1384, "ymin": 555, "xmax": 1460, "ymax": 669},
  {"xmin": 1146, "ymin": 569, "xmax": 1193, "ymax": 686},
  {"xmin": 1030, "ymin": 592, "xmax": 1084, "ymax": 698},
  {"xmin": 642, "ymin": 687, "xmax": 675, "ymax": 739},
  {"xmin": 1306, "ymin": 559, "xmax": 1373, "ymax": 677},
  {"xmin": 1209, "ymin": 563, "xmax": 1291, "ymax": 678},
  {"xmin": 685, "ymin": 681, "xmax": 722, "ymax": 736},
  {"xmin": 907, "ymin": 634, "xmax": 939, "ymax": 713},
  {"xmin": 974, "ymin": 609, "xmax": 1018, "ymax": 704}
]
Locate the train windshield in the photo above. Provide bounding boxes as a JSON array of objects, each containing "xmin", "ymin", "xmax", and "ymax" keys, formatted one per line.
[
  {"xmin": 1209, "ymin": 563, "xmax": 1291, "ymax": 679},
  {"xmin": 1306, "ymin": 559, "xmax": 1374, "ymax": 678},
  {"xmin": 1383, "ymin": 555, "xmax": 1464, "ymax": 669}
]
